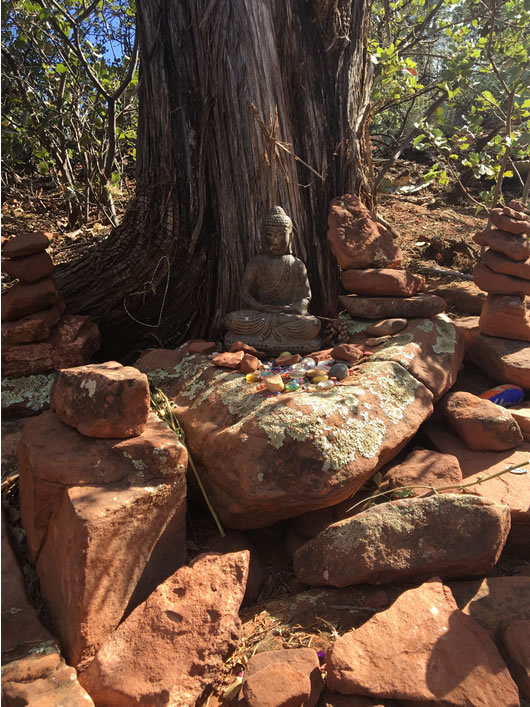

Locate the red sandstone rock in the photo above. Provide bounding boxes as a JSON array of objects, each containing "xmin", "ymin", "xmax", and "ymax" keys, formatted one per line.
[
  {"xmin": 327, "ymin": 195, "xmax": 402, "ymax": 270},
  {"xmin": 479, "ymin": 294, "xmax": 530, "ymax": 341},
  {"xmin": 473, "ymin": 261, "xmax": 530, "ymax": 295},
  {"xmin": 137, "ymin": 347, "xmax": 434, "ymax": 529},
  {"xmin": 326, "ymin": 578, "xmax": 519, "ymax": 704},
  {"xmin": 339, "ymin": 293, "xmax": 446, "ymax": 319},
  {"xmin": 491, "ymin": 207, "xmax": 530, "ymax": 236},
  {"xmin": 2, "ymin": 250, "xmax": 54, "ymax": 283},
  {"xmin": 330, "ymin": 343, "xmax": 364, "ymax": 362},
  {"xmin": 424, "ymin": 420, "xmax": 530, "ymax": 555},
  {"xmin": 428, "ymin": 280, "xmax": 485, "ymax": 315},
  {"xmin": 1, "ymin": 277, "xmax": 58, "ymax": 321},
  {"xmin": 2, "ymin": 231, "xmax": 52, "ymax": 258},
  {"xmin": 502, "ymin": 619, "xmax": 530, "ymax": 698},
  {"xmin": 317, "ymin": 691, "xmax": 386, "ymax": 706},
  {"xmin": 440, "ymin": 390, "xmax": 523, "ymax": 451},
  {"xmin": 2, "ymin": 652, "xmax": 94, "ymax": 707},
  {"xmin": 51, "ymin": 362, "xmax": 150, "ymax": 438},
  {"xmin": 294, "ymin": 495, "xmax": 510, "ymax": 587},
  {"xmin": 473, "ymin": 227, "xmax": 530, "ymax": 261},
  {"xmin": 229, "ymin": 340, "xmax": 266, "ymax": 357},
  {"xmin": 449, "ymin": 576, "xmax": 530, "ymax": 640},
  {"xmin": 240, "ymin": 353, "xmax": 260, "ymax": 373},
  {"xmin": 274, "ymin": 353, "xmax": 301, "ymax": 367},
  {"xmin": 242, "ymin": 648, "xmax": 323, "ymax": 707},
  {"xmin": 205, "ymin": 529, "xmax": 264, "ymax": 606},
  {"xmin": 187, "ymin": 339, "xmax": 217, "ymax": 354},
  {"xmin": 455, "ymin": 316, "xmax": 530, "ymax": 387},
  {"xmin": 292, "ymin": 506, "xmax": 335, "ymax": 539},
  {"xmin": 342, "ymin": 268, "xmax": 424, "ymax": 296},
  {"xmin": 1, "ymin": 314, "xmax": 100, "ymax": 378},
  {"xmin": 79, "ymin": 552, "xmax": 249, "ymax": 705},
  {"xmin": 19, "ymin": 411, "xmax": 188, "ymax": 668},
  {"xmin": 385, "ymin": 447, "xmax": 462, "ymax": 495},
  {"xmin": 482, "ymin": 248, "xmax": 530, "ymax": 280},
  {"xmin": 505, "ymin": 200, "xmax": 528, "ymax": 218},
  {"xmin": 212, "ymin": 350, "xmax": 245, "ymax": 368},
  {"xmin": 1, "ymin": 303, "xmax": 63, "ymax": 345},
  {"xmin": 308, "ymin": 348, "xmax": 334, "ymax": 362},
  {"xmin": 243, "ymin": 663, "xmax": 311, "ymax": 707}
]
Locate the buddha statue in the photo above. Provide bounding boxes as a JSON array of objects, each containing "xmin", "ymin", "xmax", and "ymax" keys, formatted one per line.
[{"xmin": 224, "ymin": 206, "xmax": 322, "ymax": 354}]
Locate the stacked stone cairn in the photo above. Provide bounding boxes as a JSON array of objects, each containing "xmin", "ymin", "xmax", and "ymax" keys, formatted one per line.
[
  {"xmin": 472, "ymin": 200, "xmax": 530, "ymax": 342},
  {"xmin": 17, "ymin": 361, "xmax": 188, "ymax": 671},
  {"xmin": 327, "ymin": 194, "xmax": 447, "ymax": 322},
  {"xmin": 2, "ymin": 231, "xmax": 100, "ymax": 377}
]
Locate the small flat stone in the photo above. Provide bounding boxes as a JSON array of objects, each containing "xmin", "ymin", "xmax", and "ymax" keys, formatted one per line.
[
  {"xmin": 2, "ymin": 250, "xmax": 54, "ymax": 283},
  {"xmin": 490, "ymin": 207, "xmax": 530, "ymax": 236},
  {"xmin": 473, "ymin": 227, "xmax": 530, "ymax": 261},
  {"xmin": 1, "ymin": 303, "xmax": 63, "ymax": 345},
  {"xmin": 365, "ymin": 336, "xmax": 391, "ymax": 347},
  {"xmin": 385, "ymin": 447, "xmax": 462, "ymax": 495},
  {"xmin": 330, "ymin": 343, "xmax": 363, "ymax": 362},
  {"xmin": 1, "ymin": 278, "xmax": 58, "ymax": 322},
  {"xmin": 427, "ymin": 280, "xmax": 485, "ymax": 315},
  {"xmin": 341, "ymin": 268, "xmax": 424, "ymax": 296},
  {"xmin": 482, "ymin": 249, "xmax": 530, "ymax": 280},
  {"xmin": 212, "ymin": 350, "xmax": 245, "ymax": 368},
  {"xmin": 366, "ymin": 318, "xmax": 407, "ymax": 336},
  {"xmin": 473, "ymin": 262, "xmax": 530, "ymax": 296},
  {"xmin": 274, "ymin": 353, "xmax": 301, "ymax": 367},
  {"xmin": 339, "ymin": 293, "xmax": 445, "ymax": 319},
  {"xmin": 187, "ymin": 340, "xmax": 217, "ymax": 354},
  {"xmin": 329, "ymin": 363, "xmax": 349, "ymax": 380},
  {"xmin": 2, "ymin": 231, "xmax": 52, "ymax": 258},
  {"xmin": 229, "ymin": 341, "xmax": 266, "ymax": 358}
]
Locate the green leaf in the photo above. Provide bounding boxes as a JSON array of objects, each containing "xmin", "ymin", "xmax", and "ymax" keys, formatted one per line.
[{"xmin": 55, "ymin": 63, "xmax": 67, "ymax": 74}]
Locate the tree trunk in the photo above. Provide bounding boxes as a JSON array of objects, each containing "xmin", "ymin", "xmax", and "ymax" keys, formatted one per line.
[{"xmin": 56, "ymin": 0, "xmax": 373, "ymax": 361}]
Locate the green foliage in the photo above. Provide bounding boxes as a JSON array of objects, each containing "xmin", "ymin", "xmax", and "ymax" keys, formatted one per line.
[
  {"xmin": 370, "ymin": 0, "xmax": 530, "ymax": 206},
  {"xmin": 1, "ymin": 0, "xmax": 138, "ymax": 227}
]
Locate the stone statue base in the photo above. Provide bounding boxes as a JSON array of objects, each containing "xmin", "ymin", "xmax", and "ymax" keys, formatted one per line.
[{"xmin": 224, "ymin": 333, "xmax": 322, "ymax": 357}]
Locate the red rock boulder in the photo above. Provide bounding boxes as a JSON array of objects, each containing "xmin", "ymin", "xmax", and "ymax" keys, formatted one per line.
[
  {"xmin": 327, "ymin": 195, "xmax": 402, "ymax": 270},
  {"xmin": 1, "ymin": 302, "xmax": 63, "ymax": 345},
  {"xmin": 440, "ymin": 390, "xmax": 523, "ymax": 451},
  {"xmin": 79, "ymin": 551, "xmax": 249, "ymax": 706},
  {"xmin": 294, "ymin": 494, "xmax": 510, "ymax": 587},
  {"xmin": 51, "ymin": 361, "xmax": 150, "ymax": 438},
  {"xmin": 482, "ymin": 248, "xmax": 530, "ymax": 280},
  {"xmin": 326, "ymin": 578, "xmax": 519, "ymax": 704},
  {"xmin": 384, "ymin": 447, "xmax": 462, "ymax": 495},
  {"xmin": 473, "ymin": 262, "xmax": 530, "ymax": 295},
  {"xmin": 473, "ymin": 227, "xmax": 530, "ymax": 261}
]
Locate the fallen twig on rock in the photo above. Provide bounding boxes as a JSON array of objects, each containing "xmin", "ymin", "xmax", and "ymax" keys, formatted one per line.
[
  {"xmin": 346, "ymin": 460, "xmax": 530, "ymax": 513},
  {"xmin": 150, "ymin": 386, "xmax": 225, "ymax": 537}
]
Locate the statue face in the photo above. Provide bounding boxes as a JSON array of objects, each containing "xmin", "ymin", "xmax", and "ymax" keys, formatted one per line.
[{"xmin": 264, "ymin": 225, "xmax": 292, "ymax": 256}]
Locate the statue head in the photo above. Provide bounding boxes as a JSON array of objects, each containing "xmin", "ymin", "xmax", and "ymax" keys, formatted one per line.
[{"xmin": 263, "ymin": 206, "xmax": 293, "ymax": 256}]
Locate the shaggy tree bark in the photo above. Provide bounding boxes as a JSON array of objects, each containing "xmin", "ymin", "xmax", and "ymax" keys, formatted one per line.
[{"xmin": 56, "ymin": 0, "xmax": 373, "ymax": 360}]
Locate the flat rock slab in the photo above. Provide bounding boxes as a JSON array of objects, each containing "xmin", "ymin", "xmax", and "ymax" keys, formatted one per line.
[
  {"xmin": 79, "ymin": 551, "xmax": 249, "ymax": 706},
  {"xmin": 341, "ymin": 268, "xmax": 424, "ymax": 297},
  {"xmin": 136, "ymin": 347, "xmax": 434, "ymax": 529},
  {"xmin": 19, "ymin": 411, "xmax": 188, "ymax": 669},
  {"xmin": 339, "ymin": 293, "xmax": 446, "ymax": 319},
  {"xmin": 426, "ymin": 280, "xmax": 485, "ymax": 315},
  {"xmin": 326, "ymin": 578, "xmax": 519, "ymax": 705},
  {"xmin": 384, "ymin": 447, "xmax": 462, "ymax": 494},
  {"xmin": 1, "ymin": 302, "xmax": 63, "ymax": 345},
  {"xmin": 2, "ymin": 231, "xmax": 52, "ymax": 258},
  {"xmin": 349, "ymin": 314, "xmax": 465, "ymax": 401},
  {"xmin": 455, "ymin": 316, "xmax": 530, "ymax": 388},
  {"xmin": 425, "ymin": 420, "xmax": 530, "ymax": 556},
  {"xmin": 293, "ymin": 494, "xmax": 510, "ymax": 587},
  {"xmin": 479, "ymin": 294, "xmax": 530, "ymax": 342}
]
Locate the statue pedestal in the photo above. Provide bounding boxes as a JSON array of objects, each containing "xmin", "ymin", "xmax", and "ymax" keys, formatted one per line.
[{"xmin": 224, "ymin": 333, "xmax": 322, "ymax": 357}]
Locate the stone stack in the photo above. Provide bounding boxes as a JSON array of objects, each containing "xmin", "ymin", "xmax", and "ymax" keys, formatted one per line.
[
  {"xmin": 472, "ymin": 200, "xmax": 530, "ymax": 342},
  {"xmin": 327, "ymin": 194, "xmax": 446, "ymax": 319},
  {"xmin": 18, "ymin": 362, "xmax": 188, "ymax": 670},
  {"xmin": 2, "ymin": 232, "xmax": 100, "ymax": 377}
]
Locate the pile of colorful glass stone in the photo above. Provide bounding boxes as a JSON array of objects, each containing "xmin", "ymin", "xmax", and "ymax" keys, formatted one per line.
[{"xmin": 244, "ymin": 352, "xmax": 355, "ymax": 396}]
